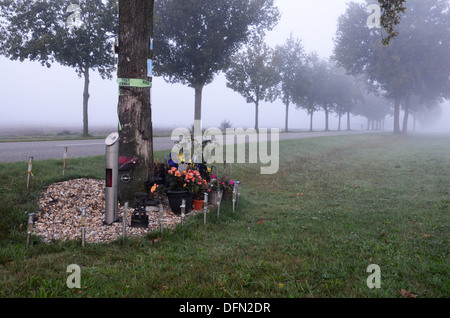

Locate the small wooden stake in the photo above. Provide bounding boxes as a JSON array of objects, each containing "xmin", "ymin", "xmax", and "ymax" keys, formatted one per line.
[
  {"xmin": 63, "ymin": 147, "xmax": 68, "ymax": 176},
  {"xmin": 26, "ymin": 157, "xmax": 33, "ymax": 189}
]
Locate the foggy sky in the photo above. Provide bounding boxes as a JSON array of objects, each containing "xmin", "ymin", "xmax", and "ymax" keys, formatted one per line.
[{"xmin": 0, "ymin": 0, "xmax": 449, "ymax": 133}]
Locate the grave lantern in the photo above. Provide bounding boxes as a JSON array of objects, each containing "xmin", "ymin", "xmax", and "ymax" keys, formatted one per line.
[{"xmin": 105, "ymin": 132, "xmax": 119, "ymax": 225}]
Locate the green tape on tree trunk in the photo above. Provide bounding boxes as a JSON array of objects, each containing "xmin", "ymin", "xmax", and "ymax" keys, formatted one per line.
[
  {"xmin": 117, "ymin": 78, "xmax": 152, "ymax": 130},
  {"xmin": 117, "ymin": 78, "xmax": 152, "ymax": 88}
]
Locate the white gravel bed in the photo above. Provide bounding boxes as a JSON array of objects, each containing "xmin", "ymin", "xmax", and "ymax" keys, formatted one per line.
[{"xmin": 35, "ymin": 178, "xmax": 200, "ymax": 243}]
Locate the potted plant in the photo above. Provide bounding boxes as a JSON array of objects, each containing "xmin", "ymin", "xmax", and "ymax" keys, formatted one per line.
[
  {"xmin": 166, "ymin": 167, "xmax": 209, "ymax": 214},
  {"xmin": 184, "ymin": 170, "xmax": 209, "ymax": 210},
  {"xmin": 166, "ymin": 167, "xmax": 192, "ymax": 214}
]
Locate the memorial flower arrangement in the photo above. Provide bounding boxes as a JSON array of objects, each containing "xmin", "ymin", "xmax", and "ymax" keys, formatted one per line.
[{"xmin": 167, "ymin": 167, "xmax": 209, "ymax": 200}]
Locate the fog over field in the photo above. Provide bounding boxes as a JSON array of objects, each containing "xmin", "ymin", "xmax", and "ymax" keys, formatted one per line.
[{"xmin": 0, "ymin": 0, "xmax": 448, "ymax": 136}]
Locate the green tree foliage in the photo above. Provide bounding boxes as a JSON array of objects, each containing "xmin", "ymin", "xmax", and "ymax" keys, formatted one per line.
[
  {"xmin": 0, "ymin": 0, "xmax": 118, "ymax": 136},
  {"xmin": 153, "ymin": 0, "xmax": 280, "ymax": 124},
  {"xmin": 225, "ymin": 39, "xmax": 280, "ymax": 131},
  {"xmin": 333, "ymin": 0, "xmax": 450, "ymax": 134},
  {"xmin": 273, "ymin": 34, "xmax": 308, "ymax": 132},
  {"xmin": 378, "ymin": 0, "xmax": 407, "ymax": 45}
]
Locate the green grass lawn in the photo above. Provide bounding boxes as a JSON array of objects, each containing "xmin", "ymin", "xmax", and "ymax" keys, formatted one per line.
[{"xmin": 0, "ymin": 133, "xmax": 448, "ymax": 298}]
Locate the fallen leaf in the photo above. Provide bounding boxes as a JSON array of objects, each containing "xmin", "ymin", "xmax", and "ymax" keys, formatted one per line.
[{"xmin": 399, "ymin": 289, "xmax": 418, "ymax": 298}]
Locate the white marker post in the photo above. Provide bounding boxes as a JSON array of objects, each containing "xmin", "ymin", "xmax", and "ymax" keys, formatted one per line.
[{"xmin": 63, "ymin": 147, "xmax": 68, "ymax": 176}]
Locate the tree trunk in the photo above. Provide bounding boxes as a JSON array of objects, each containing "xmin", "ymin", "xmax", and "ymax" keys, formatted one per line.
[
  {"xmin": 394, "ymin": 99, "xmax": 401, "ymax": 134},
  {"xmin": 82, "ymin": 64, "xmax": 90, "ymax": 137},
  {"xmin": 309, "ymin": 111, "xmax": 314, "ymax": 132},
  {"xmin": 117, "ymin": 0, "xmax": 155, "ymax": 204},
  {"xmin": 285, "ymin": 100, "xmax": 289, "ymax": 132},
  {"xmin": 194, "ymin": 82, "xmax": 204, "ymax": 122},
  {"xmin": 338, "ymin": 113, "xmax": 342, "ymax": 131},
  {"xmin": 255, "ymin": 101, "xmax": 259, "ymax": 131},
  {"xmin": 402, "ymin": 97, "xmax": 410, "ymax": 134},
  {"xmin": 346, "ymin": 112, "xmax": 351, "ymax": 131},
  {"xmin": 324, "ymin": 106, "xmax": 329, "ymax": 131}
]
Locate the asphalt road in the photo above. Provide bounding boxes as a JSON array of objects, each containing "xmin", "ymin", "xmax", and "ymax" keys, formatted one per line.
[{"xmin": 0, "ymin": 130, "xmax": 371, "ymax": 163}]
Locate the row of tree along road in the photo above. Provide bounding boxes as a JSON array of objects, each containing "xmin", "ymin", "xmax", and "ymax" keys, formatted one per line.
[
  {"xmin": 1, "ymin": 0, "xmax": 448, "ymax": 202},
  {"xmin": 1, "ymin": 0, "xmax": 447, "ymax": 136}
]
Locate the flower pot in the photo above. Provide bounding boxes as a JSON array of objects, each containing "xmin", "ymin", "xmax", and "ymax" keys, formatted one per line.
[
  {"xmin": 208, "ymin": 190, "xmax": 218, "ymax": 206},
  {"xmin": 166, "ymin": 191, "xmax": 192, "ymax": 215},
  {"xmin": 191, "ymin": 199, "xmax": 204, "ymax": 211},
  {"xmin": 222, "ymin": 191, "xmax": 232, "ymax": 201}
]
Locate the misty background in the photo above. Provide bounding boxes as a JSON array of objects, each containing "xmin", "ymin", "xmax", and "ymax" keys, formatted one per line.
[{"xmin": 0, "ymin": 0, "xmax": 449, "ymax": 134}]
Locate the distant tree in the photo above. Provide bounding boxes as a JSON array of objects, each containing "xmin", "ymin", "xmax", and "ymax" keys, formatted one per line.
[
  {"xmin": 298, "ymin": 58, "xmax": 343, "ymax": 132},
  {"xmin": 332, "ymin": 68, "xmax": 364, "ymax": 131},
  {"xmin": 225, "ymin": 39, "xmax": 280, "ymax": 131},
  {"xmin": 0, "ymin": 0, "xmax": 118, "ymax": 136},
  {"xmin": 291, "ymin": 53, "xmax": 321, "ymax": 132},
  {"xmin": 153, "ymin": 0, "xmax": 280, "ymax": 125},
  {"xmin": 219, "ymin": 119, "xmax": 233, "ymax": 132},
  {"xmin": 333, "ymin": 0, "xmax": 450, "ymax": 134},
  {"xmin": 353, "ymin": 92, "xmax": 392, "ymax": 130},
  {"xmin": 273, "ymin": 34, "xmax": 308, "ymax": 132}
]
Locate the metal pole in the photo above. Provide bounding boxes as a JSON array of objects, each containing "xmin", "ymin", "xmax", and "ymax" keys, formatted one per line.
[
  {"xmin": 122, "ymin": 202, "xmax": 128, "ymax": 241},
  {"xmin": 203, "ymin": 192, "xmax": 208, "ymax": 225},
  {"xmin": 81, "ymin": 207, "xmax": 87, "ymax": 248},
  {"xmin": 26, "ymin": 213, "xmax": 35, "ymax": 248},
  {"xmin": 232, "ymin": 186, "xmax": 236, "ymax": 213},
  {"xmin": 158, "ymin": 203, "xmax": 164, "ymax": 234},
  {"xmin": 181, "ymin": 199, "xmax": 186, "ymax": 227},
  {"xmin": 26, "ymin": 157, "xmax": 33, "ymax": 189}
]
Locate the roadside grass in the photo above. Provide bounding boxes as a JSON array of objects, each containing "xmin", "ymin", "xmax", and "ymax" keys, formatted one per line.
[{"xmin": 0, "ymin": 133, "xmax": 448, "ymax": 297}]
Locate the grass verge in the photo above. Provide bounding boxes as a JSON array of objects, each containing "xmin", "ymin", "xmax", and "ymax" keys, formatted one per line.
[{"xmin": 0, "ymin": 133, "xmax": 448, "ymax": 298}]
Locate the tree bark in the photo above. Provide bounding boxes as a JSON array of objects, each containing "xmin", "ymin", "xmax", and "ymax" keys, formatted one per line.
[
  {"xmin": 338, "ymin": 113, "xmax": 342, "ymax": 131},
  {"xmin": 117, "ymin": 0, "xmax": 154, "ymax": 203},
  {"xmin": 402, "ymin": 97, "xmax": 410, "ymax": 134},
  {"xmin": 346, "ymin": 112, "xmax": 351, "ymax": 131},
  {"xmin": 82, "ymin": 64, "xmax": 90, "ymax": 137},
  {"xmin": 324, "ymin": 106, "xmax": 329, "ymax": 131},
  {"xmin": 309, "ymin": 111, "xmax": 314, "ymax": 132},
  {"xmin": 255, "ymin": 101, "xmax": 259, "ymax": 131},
  {"xmin": 285, "ymin": 101, "xmax": 289, "ymax": 132},
  {"xmin": 394, "ymin": 98, "xmax": 401, "ymax": 134},
  {"xmin": 194, "ymin": 82, "xmax": 204, "ymax": 122}
]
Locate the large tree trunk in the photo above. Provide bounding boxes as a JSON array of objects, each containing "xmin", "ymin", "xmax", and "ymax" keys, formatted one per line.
[
  {"xmin": 324, "ymin": 106, "xmax": 329, "ymax": 131},
  {"xmin": 117, "ymin": 0, "xmax": 155, "ymax": 204},
  {"xmin": 394, "ymin": 99, "xmax": 401, "ymax": 134},
  {"xmin": 255, "ymin": 101, "xmax": 259, "ymax": 131},
  {"xmin": 82, "ymin": 64, "xmax": 90, "ymax": 137},
  {"xmin": 309, "ymin": 111, "xmax": 314, "ymax": 132},
  {"xmin": 194, "ymin": 82, "xmax": 204, "ymax": 122},
  {"xmin": 338, "ymin": 113, "xmax": 342, "ymax": 131},
  {"xmin": 402, "ymin": 97, "xmax": 410, "ymax": 134},
  {"xmin": 284, "ymin": 101, "xmax": 289, "ymax": 132}
]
